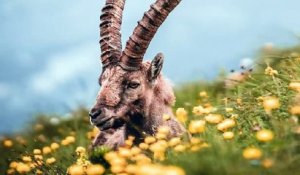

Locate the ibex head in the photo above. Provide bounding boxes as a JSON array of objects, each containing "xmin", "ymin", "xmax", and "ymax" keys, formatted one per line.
[
  {"xmin": 90, "ymin": 53, "xmax": 166, "ymax": 129},
  {"xmin": 90, "ymin": 0, "xmax": 184, "ymax": 147}
]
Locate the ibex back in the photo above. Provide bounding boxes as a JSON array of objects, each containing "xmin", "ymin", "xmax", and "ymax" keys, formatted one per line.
[{"xmin": 90, "ymin": 0, "xmax": 184, "ymax": 149}]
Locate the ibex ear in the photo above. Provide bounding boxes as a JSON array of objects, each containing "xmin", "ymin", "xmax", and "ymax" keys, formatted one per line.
[{"xmin": 148, "ymin": 53, "xmax": 164, "ymax": 81}]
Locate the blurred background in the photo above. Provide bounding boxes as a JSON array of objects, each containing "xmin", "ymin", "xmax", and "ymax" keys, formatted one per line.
[{"xmin": 1, "ymin": 0, "xmax": 300, "ymax": 133}]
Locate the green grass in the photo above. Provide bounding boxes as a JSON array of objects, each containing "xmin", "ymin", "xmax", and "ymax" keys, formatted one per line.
[{"xmin": 1, "ymin": 45, "xmax": 300, "ymax": 174}]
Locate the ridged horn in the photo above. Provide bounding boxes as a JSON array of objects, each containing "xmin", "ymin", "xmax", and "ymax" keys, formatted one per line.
[
  {"xmin": 120, "ymin": 0, "xmax": 181, "ymax": 70},
  {"xmin": 100, "ymin": 0, "xmax": 126, "ymax": 67}
]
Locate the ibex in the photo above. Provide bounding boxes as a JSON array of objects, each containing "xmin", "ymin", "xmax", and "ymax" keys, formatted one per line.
[{"xmin": 89, "ymin": 0, "xmax": 184, "ymax": 149}]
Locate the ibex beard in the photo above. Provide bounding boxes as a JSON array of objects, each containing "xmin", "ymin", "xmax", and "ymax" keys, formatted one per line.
[{"xmin": 90, "ymin": 54, "xmax": 185, "ymax": 149}]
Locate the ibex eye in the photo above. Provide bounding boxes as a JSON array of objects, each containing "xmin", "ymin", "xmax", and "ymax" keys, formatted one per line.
[{"xmin": 128, "ymin": 81, "xmax": 140, "ymax": 89}]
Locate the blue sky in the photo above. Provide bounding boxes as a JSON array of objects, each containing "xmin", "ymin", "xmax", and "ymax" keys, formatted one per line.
[{"xmin": 1, "ymin": 0, "xmax": 300, "ymax": 132}]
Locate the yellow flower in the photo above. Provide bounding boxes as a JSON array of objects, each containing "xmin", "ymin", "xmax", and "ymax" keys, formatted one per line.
[
  {"xmin": 157, "ymin": 140, "xmax": 168, "ymax": 148},
  {"xmin": 168, "ymin": 137, "xmax": 181, "ymax": 147},
  {"xmin": 290, "ymin": 106, "xmax": 300, "ymax": 115},
  {"xmin": 164, "ymin": 166, "xmax": 186, "ymax": 175},
  {"xmin": 87, "ymin": 132, "xmax": 94, "ymax": 140},
  {"xmin": 134, "ymin": 165, "xmax": 186, "ymax": 175},
  {"xmin": 156, "ymin": 133, "xmax": 167, "ymax": 140},
  {"xmin": 174, "ymin": 144, "xmax": 186, "ymax": 152},
  {"xmin": 34, "ymin": 155, "xmax": 43, "ymax": 160},
  {"xmin": 223, "ymin": 131, "xmax": 234, "ymax": 140},
  {"xmin": 262, "ymin": 158, "xmax": 273, "ymax": 168},
  {"xmin": 204, "ymin": 114, "xmax": 223, "ymax": 124},
  {"xmin": 66, "ymin": 136, "xmax": 76, "ymax": 143},
  {"xmin": 87, "ymin": 127, "xmax": 100, "ymax": 140},
  {"xmin": 111, "ymin": 165, "xmax": 125, "ymax": 174},
  {"xmin": 16, "ymin": 163, "xmax": 31, "ymax": 174},
  {"xmin": 150, "ymin": 142, "xmax": 167, "ymax": 153},
  {"xmin": 264, "ymin": 66, "xmax": 278, "ymax": 76},
  {"xmin": 190, "ymin": 137, "xmax": 201, "ymax": 145},
  {"xmin": 176, "ymin": 108, "xmax": 188, "ymax": 123},
  {"xmin": 236, "ymin": 98, "xmax": 242, "ymax": 105},
  {"xmin": 125, "ymin": 139, "xmax": 133, "ymax": 147},
  {"xmin": 153, "ymin": 151, "xmax": 165, "ymax": 161},
  {"xmin": 190, "ymin": 145, "xmax": 201, "ymax": 152},
  {"xmin": 136, "ymin": 164, "xmax": 163, "ymax": 175},
  {"xmin": 204, "ymin": 105, "xmax": 214, "ymax": 113},
  {"xmin": 110, "ymin": 157, "xmax": 127, "ymax": 167},
  {"xmin": 128, "ymin": 135, "xmax": 135, "ymax": 141},
  {"xmin": 263, "ymin": 96, "xmax": 280, "ymax": 112},
  {"xmin": 68, "ymin": 165, "xmax": 84, "ymax": 175},
  {"xmin": 217, "ymin": 119, "xmax": 236, "ymax": 131},
  {"xmin": 230, "ymin": 114, "xmax": 239, "ymax": 119},
  {"xmin": 42, "ymin": 146, "xmax": 52, "ymax": 155},
  {"xmin": 118, "ymin": 148, "xmax": 132, "ymax": 158},
  {"xmin": 104, "ymin": 152, "xmax": 118, "ymax": 161},
  {"xmin": 61, "ymin": 136, "xmax": 76, "ymax": 146},
  {"xmin": 3, "ymin": 139, "xmax": 13, "ymax": 148},
  {"xmin": 33, "ymin": 149, "xmax": 42, "ymax": 154},
  {"xmin": 86, "ymin": 164, "xmax": 105, "ymax": 175},
  {"xmin": 256, "ymin": 129, "xmax": 274, "ymax": 142},
  {"xmin": 46, "ymin": 157, "xmax": 56, "ymax": 165},
  {"xmin": 125, "ymin": 164, "xmax": 137, "ymax": 174},
  {"xmin": 9, "ymin": 161, "xmax": 18, "ymax": 169},
  {"xmin": 22, "ymin": 156, "xmax": 32, "ymax": 162},
  {"xmin": 256, "ymin": 96, "xmax": 264, "ymax": 102},
  {"xmin": 188, "ymin": 120, "xmax": 205, "ymax": 134},
  {"xmin": 130, "ymin": 146, "xmax": 141, "ymax": 155},
  {"xmin": 192, "ymin": 105, "xmax": 204, "ymax": 115},
  {"xmin": 29, "ymin": 162, "xmax": 36, "ymax": 169},
  {"xmin": 50, "ymin": 142, "xmax": 60, "ymax": 150},
  {"xmin": 77, "ymin": 157, "xmax": 91, "ymax": 167},
  {"xmin": 163, "ymin": 114, "xmax": 171, "ymax": 121},
  {"xmin": 243, "ymin": 147, "xmax": 262, "ymax": 160},
  {"xmin": 200, "ymin": 142, "xmax": 210, "ymax": 148},
  {"xmin": 134, "ymin": 164, "xmax": 161, "ymax": 175},
  {"xmin": 76, "ymin": 147, "xmax": 86, "ymax": 156},
  {"xmin": 289, "ymin": 82, "xmax": 300, "ymax": 92},
  {"xmin": 225, "ymin": 108, "xmax": 233, "ymax": 113},
  {"xmin": 132, "ymin": 154, "xmax": 151, "ymax": 164},
  {"xmin": 61, "ymin": 139, "xmax": 69, "ymax": 146},
  {"xmin": 144, "ymin": 136, "xmax": 156, "ymax": 144},
  {"xmin": 199, "ymin": 91, "xmax": 208, "ymax": 98},
  {"xmin": 193, "ymin": 105, "xmax": 211, "ymax": 115}
]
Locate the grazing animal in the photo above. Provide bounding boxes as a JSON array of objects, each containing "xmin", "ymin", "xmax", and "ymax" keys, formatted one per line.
[{"xmin": 90, "ymin": 0, "xmax": 184, "ymax": 149}]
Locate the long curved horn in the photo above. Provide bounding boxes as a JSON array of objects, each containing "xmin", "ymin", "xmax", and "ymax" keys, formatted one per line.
[
  {"xmin": 120, "ymin": 0, "xmax": 181, "ymax": 70},
  {"xmin": 100, "ymin": 0, "xmax": 126, "ymax": 67}
]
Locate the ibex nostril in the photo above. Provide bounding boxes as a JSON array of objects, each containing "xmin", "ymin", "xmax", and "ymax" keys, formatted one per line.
[{"xmin": 89, "ymin": 109, "xmax": 102, "ymax": 119}]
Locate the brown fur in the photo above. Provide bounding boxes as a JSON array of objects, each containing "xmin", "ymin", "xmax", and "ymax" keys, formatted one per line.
[{"xmin": 90, "ymin": 62, "xmax": 185, "ymax": 149}]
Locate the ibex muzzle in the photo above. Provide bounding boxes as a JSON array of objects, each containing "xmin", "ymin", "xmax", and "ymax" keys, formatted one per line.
[{"xmin": 90, "ymin": 0, "xmax": 184, "ymax": 149}]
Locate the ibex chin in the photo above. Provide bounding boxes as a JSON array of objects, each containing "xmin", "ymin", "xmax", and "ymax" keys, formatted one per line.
[{"xmin": 89, "ymin": 0, "xmax": 185, "ymax": 149}]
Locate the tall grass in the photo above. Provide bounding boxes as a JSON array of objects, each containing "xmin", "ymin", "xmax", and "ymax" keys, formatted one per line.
[{"xmin": 1, "ymin": 45, "xmax": 300, "ymax": 175}]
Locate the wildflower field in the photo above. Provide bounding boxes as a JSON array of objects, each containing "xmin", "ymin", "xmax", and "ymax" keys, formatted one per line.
[{"xmin": 1, "ymin": 46, "xmax": 300, "ymax": 175}]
